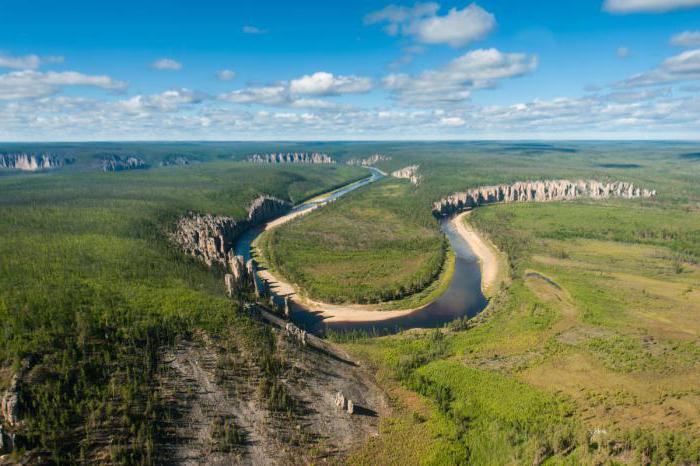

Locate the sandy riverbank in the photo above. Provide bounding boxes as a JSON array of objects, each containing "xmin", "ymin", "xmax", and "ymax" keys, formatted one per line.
[
  {"xmin": 254, "ymin": 208, "xmax": 503, "ymax": 324},
  {"xmin": 452, "ymin": 211, "xmax": 501, "ymax": 296}
]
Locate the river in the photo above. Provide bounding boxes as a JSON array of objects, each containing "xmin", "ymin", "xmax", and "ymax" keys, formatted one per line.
[{"xmin": 234, "ymin": 167, "xmax": 487, "ymax": 334}]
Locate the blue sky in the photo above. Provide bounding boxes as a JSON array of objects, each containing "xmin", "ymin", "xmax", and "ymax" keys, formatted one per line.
[{"xmin": 1, "ymin": 0, "xmax": 700, "ymax": 140}]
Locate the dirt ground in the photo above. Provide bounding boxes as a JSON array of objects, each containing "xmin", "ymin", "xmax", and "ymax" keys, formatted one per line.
[{"xmin": 155, "ymin": 330, "xmax": 389, "ymax": 465}]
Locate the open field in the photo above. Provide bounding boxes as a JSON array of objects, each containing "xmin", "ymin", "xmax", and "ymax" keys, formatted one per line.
[{"xmin": 340, "ymin": 194, "xmax": 700, "ymax": 464}]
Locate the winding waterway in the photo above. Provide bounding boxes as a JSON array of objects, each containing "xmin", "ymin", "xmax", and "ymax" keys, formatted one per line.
[{"xmin": 234, "ymin": 167, "xmax": 487, "ymax": 334}]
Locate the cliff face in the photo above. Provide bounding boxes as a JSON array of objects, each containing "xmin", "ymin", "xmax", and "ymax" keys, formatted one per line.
[
  {"xmin": 391, "ymin": 165, "xmax": 421, "ymax": 185},
  {"xmin": 172, "ymin": 195, "xmax": 291, "ymax": 268},
  {"xmin": 347, "ymin": 154, "xmax": 391, "ymax": 167},
  {"xmin": 101, "ymin": 155, "xmax": 147, "ymax": 172},
  {"xmin": 172, "ymin": 213, "xmax": 244, "ymax": 267},
  {"xmin": 433, "ymin": 179, "xmax": 656, "ymax": 216},
  {"xmin": 159, "ymin": 155, "xmax": 192, "ymax": 167},
  {"xmin": 247, "ymin": 195, "xmax": 291, "ymax": 224},
  {"xmin": 0, "ymin": 374, "xmax": 21, "ymax": 454},
  {"xmin": 247, "ymin": 152, "xmax": 334, "ymax": 164},
  {"xmin": 0, "ymin": 153, "xmax": 63, "ymax": 171}
]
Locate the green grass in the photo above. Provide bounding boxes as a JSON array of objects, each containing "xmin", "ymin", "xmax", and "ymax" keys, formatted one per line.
[
  {"xmin": 334, "ymin": 143, "xmax": 700, "ymax": 465},
  {"xmin": 259, "ymin": 179, "xmax": 446, "ymax": 304}
]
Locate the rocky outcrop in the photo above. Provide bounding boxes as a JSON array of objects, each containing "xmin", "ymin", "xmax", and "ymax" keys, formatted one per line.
[
  {"xmin": 247, "ymin": 195, "xmax": 291, "ymax": 224},
  {"xmin": 172, "ymin": 213, "xmax": 244, "ymax": 267},
  {"xmin": 391, "ymin": 165, "xmax": 421, "ymax": 185},
  {"xmin": 101, "ymin": 155, "xmax": 147, "ymax": 172},
  {"xmin": 347, "ymin": 154, "xmax": 391, "ymax": 167},
  {"xmin": 285, "ymin": 323, "xmax": 307, "ymax": 346},
  {"xmin": 247, "ymin": 152, "xmax": 334, "ymax": 164},
  {"xmin": 0, "ymin": 153, "xmax": 64, "ymax": 171},
  {"xmin": 334, "ymin": 392, "xmax": 354, "ymax": 414},
  {"xmin": 0, "ymin": 376, "xmax": 20, "ymax": 428},
  {"xmin": 433, "ymin": 179, "xmax": 656, "ymax": 216},
  {"xmin": 172, "ymin": 195, "xmax": 290, "ymax": 269},
  {"xmin": 159, "ymin": 155, "xmax": 192, "ymax": 167}
]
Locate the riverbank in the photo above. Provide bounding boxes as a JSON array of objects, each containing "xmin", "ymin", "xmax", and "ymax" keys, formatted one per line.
[
  {"xmin": 253, "ymin": 207, "xmax": 501, "ymax": 325},
  {"xmin": 452, "ymin": 211, "xmax": 505, "ymax": 297}
]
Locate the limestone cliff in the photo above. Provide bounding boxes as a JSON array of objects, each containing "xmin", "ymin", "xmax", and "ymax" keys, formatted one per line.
[
  {"xmin": 247, "ymin": 152, "xmax": 334, "ymax": 164},
  {"xmin": 0, "ymin": 374, "xmax": 21, "ymax": 454},
  {"xmin": 247, "ymin": 195, "xmax": 291, "ymax": 224},
  {"xmin": 433, "ymin": 179, "xmax": 656, "ymax": 216},
  {"xmin": 101, "ymin": 155, "xmax": 148, "ymax": 172},
  {"xmin": 0, "ymin": 153, "xmax": 64, "ymax": 171},
  {"xmin": 159, "ymin": 155, "xmax": 192, "ymax": 166},
  {"xmin": 0, "ymin": 375, "xmax": 20, "ymax": 429},
  {"xmin": 391, "ymin": 165, "xmax": 421, "ymax": 185},
  {"xmin": 172, "ymin": 213, "xmax": 244, "ymax": 267},
  {"xmin": 346, "ymin": 154, "xmax": 391, "ymax": 167},
  {"xmin": 172, "ymin": 195, "xmax": 290, "ymax": 268}
]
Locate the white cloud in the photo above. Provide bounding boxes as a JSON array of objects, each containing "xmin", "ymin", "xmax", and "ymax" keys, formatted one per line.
[
  {"xmin": 440, "ymin": 116, "xmax": 466, "ymax": 126},
  {"xmin": 617, "ymin": 46, "xmax": 631, "ymax": 58},
  {"xmin": 670, "ymin": 30, "xmax": 700, "ymax": 47},
  {"xmin": 603, "ymin": 0, "xmax": 700, "ymax": 13},
  {"xmin": 4, "ymin": 87, "xmax": 700, "ymax": 140},
  {"xmin": 219, "ymin": 85, "xmax": 288, "ymax": 105},
  {"xmin": 0, "ymin": 70, "xmax": 127, "ymax": 100},
  {"xmin": 618, "ymin": 48, "xmax": 700, "ymax": 87},
  {"xmin": 118, "ymin": 88, "xmax": 206, "ymax": 113},
  {"xmin": 289, "ymin": 72, "xmax": 373, "ymax": 95},
  {"xmin": 0, "ymin": 53, "xmax": 40, "ymax": 70},
  {"xmin": 242, "ymin": 25, "xmax": 267, "ymax": 34},
  {"xmin": 364, "ymin": 3, "xmax": 439, "ymax": 33},
  {"xmin": 365, "ymin": 2, "xmax": 495, "ymax": 47},
  {"xmin": 603, "ymin": 88, "xmax": 671, "ymax": 102},
  {"xmin": 152, "ymin": 58, "xmax": 183, "ymax": 71},
  {"xmin": 217, "ymin": 69, "xmax": 236, "ymax": 81},
  {"xmin": 218, "ymin": 70, "xmax": 373, "ymax": 107},
  {"xmin": 384, "ymin": 48, "xmax": 538, "ymax": 105}
]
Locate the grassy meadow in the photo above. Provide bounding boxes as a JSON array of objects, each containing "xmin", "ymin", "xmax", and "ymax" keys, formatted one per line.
[
  {"xmin": 327, "ymin": 143, "xmax": 700, "ymax": 465},
  {"xmin": 259, "ymin": 179, "xmax": 446, "ymax": 304}
]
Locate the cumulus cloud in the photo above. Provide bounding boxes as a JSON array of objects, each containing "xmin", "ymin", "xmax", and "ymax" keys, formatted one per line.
[
  {"xmin": 603, "ymin": 0, "xmax": 700, "ymax": 13},
  {"xmin": 219, "ymin": 85, "xmax": 288, "ymax": 105},
  {"xmin": 242, "ymin": 25, "xmax": 267, "ymax": 34},
  {"xmin": 618, "ymin": 48, "xmax": 700, "ymax": 87},
  {"xmin": 0, "ymin": 53, "xmax": 41, "ymax": 70},
  {"xmin": 3, "ymin": 85, "xmax": 700, "ymax": 140},
  {"xmin": 0, "ymin": 70, "xmax": 127, "ymax": 100},
  {"xmin": 365, "ymin": 2, "xmax": 495, "ymax": 47},
  {"xmin": 118, "ymin": 88, "xmax": 207, "ymax": 113},
  {"xmin": 670, "ymin": 30, "xmax": 700, "ymax": 47},
  {"xmin": 152, "ymin": 58, "xmax": 183, "ymax": 70},
  {"xmin": 218, "ymin": 71, "xmax": 373, "ymax": 107},
  {"xmin": 289, "ymin": 72, "xmax": 373, "ymax": 95},
  {"xmin": 384, "ymin": 48, "xmax": 538, "ymax": 105},
  {"xmin": 217, "ymin": 69, "xmax": 236, "ymax": 81}
]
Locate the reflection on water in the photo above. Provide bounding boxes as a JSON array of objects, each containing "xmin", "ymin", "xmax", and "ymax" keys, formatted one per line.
[{"xmin": 234, "ymin": 167, "xmax": 488, "ymax": 335}]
